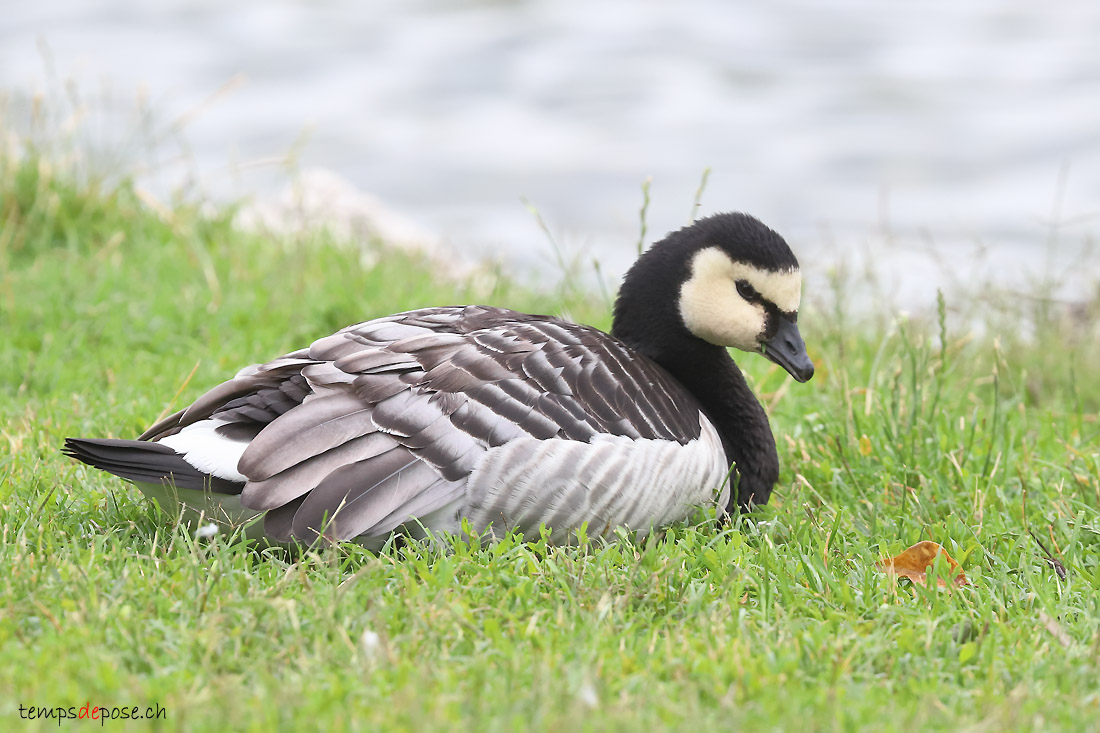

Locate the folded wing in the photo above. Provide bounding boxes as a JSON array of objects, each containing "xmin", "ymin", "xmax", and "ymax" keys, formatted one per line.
[{"xmin": 132, "ymin": 306, "xmax": 709, "ymax": 543}]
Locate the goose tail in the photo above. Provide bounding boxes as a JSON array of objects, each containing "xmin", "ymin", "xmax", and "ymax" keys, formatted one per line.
[{"xmin": 63, "ymin": 437, "xmax": 243, "ymax": 494}]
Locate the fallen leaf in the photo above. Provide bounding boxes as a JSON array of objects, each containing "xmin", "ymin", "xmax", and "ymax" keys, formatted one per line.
[{"xmin": 877, "ymin": 540, "xmax": 970, "ymax": 588}]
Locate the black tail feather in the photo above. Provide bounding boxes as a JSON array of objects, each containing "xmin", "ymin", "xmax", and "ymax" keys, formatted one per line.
[{"xmin": 63, "ymin": 437, "xmax": 244, "ymax": 495}]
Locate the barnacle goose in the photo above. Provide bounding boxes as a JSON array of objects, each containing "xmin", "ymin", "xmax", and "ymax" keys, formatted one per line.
[{"xmin": 64, "ymin": 212, "xmax": 814, "ymax": 547}]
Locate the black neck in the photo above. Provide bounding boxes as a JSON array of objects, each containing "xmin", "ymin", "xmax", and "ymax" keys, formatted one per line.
[
  {"xmin": 610, "ymin": 225, "xmax": 781, "ymax": 510},
  {"xmin": 657, "ymin": 342, "xmax": 779, "ymax": 511},
  {"xmin": 612, "ymin": 322, "xmax": 780, "ymax": 511}
]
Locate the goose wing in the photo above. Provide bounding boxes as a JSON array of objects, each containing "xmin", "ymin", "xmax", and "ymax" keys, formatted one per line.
[{"xmin": 141, "ymin": 306, "xmax": 711, "ymax": 543}]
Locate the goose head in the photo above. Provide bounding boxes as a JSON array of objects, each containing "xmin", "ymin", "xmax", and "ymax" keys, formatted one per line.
[{"xmin": 613, "ymin": 212, "xmax": 814, "ymax": 382}]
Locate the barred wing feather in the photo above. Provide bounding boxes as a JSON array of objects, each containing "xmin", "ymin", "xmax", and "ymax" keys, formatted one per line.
[{"xmin": 137, "ymin": 306, "xmax": 727, "ymax": 543}]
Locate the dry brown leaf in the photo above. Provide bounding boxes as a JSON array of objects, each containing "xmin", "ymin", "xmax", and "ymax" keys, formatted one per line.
[{"xmin": 877, "ymin": 540, "xmax": 971, "ymax": 588}]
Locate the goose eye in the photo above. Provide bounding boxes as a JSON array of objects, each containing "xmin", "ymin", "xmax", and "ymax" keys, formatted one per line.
[{"xmin": 736, "ymin": 280, "xmax": 758, "ymax": 301}]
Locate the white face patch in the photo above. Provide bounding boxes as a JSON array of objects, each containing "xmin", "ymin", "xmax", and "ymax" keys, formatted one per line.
[{"xmin": 678, "ymin": 247, "xmax": 801, "ymax": 351}]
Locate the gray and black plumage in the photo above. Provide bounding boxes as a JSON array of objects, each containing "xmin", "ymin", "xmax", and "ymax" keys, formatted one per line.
[{"xmin": 64, "ymin": 212, "xmax": 814, "ymax": 547}]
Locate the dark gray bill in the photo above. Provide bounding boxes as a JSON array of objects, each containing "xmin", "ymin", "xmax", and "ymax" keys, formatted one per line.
[{"xmin": 762, "ymin": 317, "xmax": 814, "ymax": 382}]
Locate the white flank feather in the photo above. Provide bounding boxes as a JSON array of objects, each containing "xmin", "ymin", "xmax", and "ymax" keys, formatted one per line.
[
  {"xmin": 464, "ymin": 412, "xmax": 728, "ymax": 538},
  {"xmin": 157, "ymin": 420, "xmax": 249, "ymax": 482}
]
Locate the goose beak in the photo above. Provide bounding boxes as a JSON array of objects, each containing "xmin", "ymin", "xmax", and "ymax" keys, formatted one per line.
[{"xmin": 762, "ymin": 318, "xmax": 814, "ymax": 382}]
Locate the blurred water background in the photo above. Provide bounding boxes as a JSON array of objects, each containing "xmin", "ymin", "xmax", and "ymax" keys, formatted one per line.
[{"xmin": 2, "ymin": 0, "xmax": 1098, "ymax": 308}]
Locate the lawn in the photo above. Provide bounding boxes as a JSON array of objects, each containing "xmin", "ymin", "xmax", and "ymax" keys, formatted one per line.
[{"xmin": 2, "ymin": 152, "xmax": 1099, "ymax": 731}]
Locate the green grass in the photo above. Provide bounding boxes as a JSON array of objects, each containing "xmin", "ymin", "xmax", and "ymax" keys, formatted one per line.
[{"xmin": 2, "ymin": 152, "xmax": 1100, "ymax": 731}]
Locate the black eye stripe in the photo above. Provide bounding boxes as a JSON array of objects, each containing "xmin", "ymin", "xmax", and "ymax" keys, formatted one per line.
[{"xmin": 735, "ymin": 279, "xmax": 796, "ymax": 319}]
